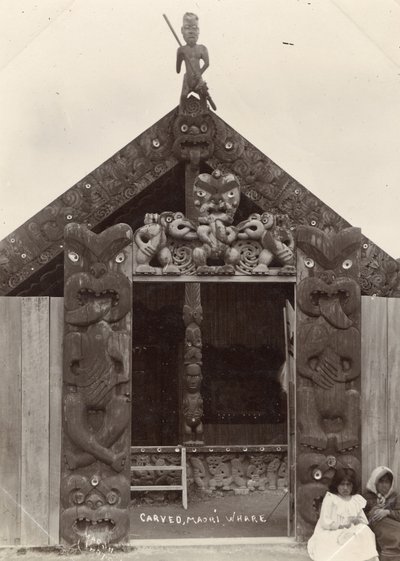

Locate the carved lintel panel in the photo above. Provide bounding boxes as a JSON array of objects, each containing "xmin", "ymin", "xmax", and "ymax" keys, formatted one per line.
[
  {"xmin": 295, "ymin": 226, "xmax": 362, "ymax": 539},
  {"xmin": 182, "ymin": 283, "xmax": 204, "ymax": 444},
  {"xmin": 132, "ymin": 171, "xmax": 295, "ymax": 277},
  {"xmin": 61, "ymin": 223, "xmax": 132, "ymax": 547}
]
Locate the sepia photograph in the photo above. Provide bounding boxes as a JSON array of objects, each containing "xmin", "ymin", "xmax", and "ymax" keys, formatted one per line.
[{"xmin": 0, "ymin": 1, "xmax": 399, "ymax": 560}]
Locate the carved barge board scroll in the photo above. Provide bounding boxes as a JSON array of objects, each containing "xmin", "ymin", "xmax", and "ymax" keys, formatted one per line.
[
  {"xmin": 61, "ymin": 223, "xmax": 133, "ymax": 547},
  {"xmin": 295, "ymin": 226, "xmax": 362, "ymax": 539},
  {"xmin": 182, "ymin": 283, "xmax": 204, "ymax": 444}
]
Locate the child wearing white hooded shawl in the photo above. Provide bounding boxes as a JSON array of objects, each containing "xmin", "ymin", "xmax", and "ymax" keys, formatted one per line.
[{"xmin": 364, "ymin": 466, "xmax": 400, "ymax": 561}]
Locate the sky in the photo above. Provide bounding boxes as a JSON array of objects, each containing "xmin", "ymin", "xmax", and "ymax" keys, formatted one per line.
[{"xmin": 0, "ymin": 0, "xmax": 399, "ymax": 257}]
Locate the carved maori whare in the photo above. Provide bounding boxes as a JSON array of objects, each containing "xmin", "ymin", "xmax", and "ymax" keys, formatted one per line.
[
  {"xmin": 182, "ymin": 283, "xmax": 204, "ymax": 444},
  {"xmin": 295, "ymin": 226, "xmax": 362, "ymax": 539},
  {"xmin": 61, "ymin": 223, "xmax": 132, "ymax": 547}
]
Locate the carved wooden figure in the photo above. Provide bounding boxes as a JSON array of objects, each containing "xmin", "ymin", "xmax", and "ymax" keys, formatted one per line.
[
  {"xmin": 192, "ymin": 170, "xmax": 241, "ymax": 275},
  {"xmin": 235, "ymin": 212, "xmax": 295, "ymax": 275},
  {"xmin": 295, "ymin": 226, "xmax": 362, "ymax": 538},
  {"xmin": 134, "ymin": 212, "xmax": 196, "ymax": 275},
  {"xmin": 182, "ymin": 283, "xmax": 204, "ymax": 443},
  {"xmin": 167, "ymin": 12, "xmax": 216, "ymax": 111},
  {"xmin": 61, "ymin": 223, "xmax": 132, "ymax": 547}
]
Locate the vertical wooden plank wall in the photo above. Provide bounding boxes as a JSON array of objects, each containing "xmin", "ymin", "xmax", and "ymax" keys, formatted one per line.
[
  {"xmin": 0, "ymin": 298, "xmax": 22, "ymax": 545},
  {"xmin": 361, "ymin": 296, "xmax": 389, "ymax": 486},
  {"xmin": 0, "ymin": 297, "xmax": 63, "ymax": 546},
  {"xmin": 361, "ymin": 296, "xmax": 400, "ymax": 487},
  {"xmin": 21, "ymin": 297, "xmax": 50, "ymax": 545},
  {"xmin": 48, "ymin": 298, "xmax": 63, "ymax": 545},
  {"xmin": 388, "ymin": 298, "xmax": 400, "ymax": 486}
]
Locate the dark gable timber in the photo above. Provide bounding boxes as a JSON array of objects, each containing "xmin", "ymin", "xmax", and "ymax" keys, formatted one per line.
[{"xmin": 0, "ymin": 105, "xmax": 399, "ymax": 297}]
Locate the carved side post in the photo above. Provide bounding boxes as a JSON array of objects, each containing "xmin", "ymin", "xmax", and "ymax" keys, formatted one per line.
[
  {"xmin": 60, "ymin": 223, "xmax": 132, "ymax": 547},
  {"xmin": 295, "ymin": 226, "xmax": 362, "ymax": 539},
  {"xmin": 182, "ymin": 283, "xmax": 204, "ymax": 444}
]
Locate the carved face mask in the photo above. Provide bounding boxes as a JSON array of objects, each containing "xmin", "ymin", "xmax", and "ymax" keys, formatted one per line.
[{"xmin": 193, "ymin": 170, "xmax": 240, "ymax": 224}]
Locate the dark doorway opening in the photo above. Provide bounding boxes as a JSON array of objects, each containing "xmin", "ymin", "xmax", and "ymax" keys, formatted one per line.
[{"xmin": 131, "ymin": 282, "xmax": 185, "ymax": 446}]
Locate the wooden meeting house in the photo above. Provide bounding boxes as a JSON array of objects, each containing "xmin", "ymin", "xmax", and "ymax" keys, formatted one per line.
[{"xmin": 1, "ymin": 13, "xmax": 399, "ymax": 549}]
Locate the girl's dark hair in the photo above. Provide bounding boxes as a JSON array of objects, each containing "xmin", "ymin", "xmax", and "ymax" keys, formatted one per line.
[{"xmin": 329, "ymin": 468, "xmax": 358, "ymax": 495}]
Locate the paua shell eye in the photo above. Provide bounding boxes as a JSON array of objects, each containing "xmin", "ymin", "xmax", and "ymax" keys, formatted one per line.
[
  {"xmin": 227, "ymin": 190, "xmax": 236, "ymax": 198},
  {"xmin": 68, "ymin": 251, "xmax": 80, "ymax": 263},
  {"xmin": 342, "ymin": 259, "xmax": 353, "ymax": 270},
  {"xmin": 180, "ymin": 124, "xmax": 188, "ymax": 132},
  {"xmin": 115, "ymin": 252, "xmax": 125, "ymax": 264},
  {"xmin": 196, "ymin": 190, "xmax": 206, "ymax": 197},
  {"xmin": 304, "ymin": 258, "xmax": 315, "ymax": 268},
  {"xmin": 200, "ymin": 123, "xmax": 208, "ymax": 133},
  {"xmin": 107, "ymin": 491, "xmax": 118, "ymax": 505},
  {"xmin": 73, "ymin": 491, "xmax": 85, "ymax": 505},
  {"xmin": 313, "ymin": 469, "xmax": 322, "ymax": 480},
  {"xmin": 165, "ymin": 216, "xmax": 173, "ymax": 223}
]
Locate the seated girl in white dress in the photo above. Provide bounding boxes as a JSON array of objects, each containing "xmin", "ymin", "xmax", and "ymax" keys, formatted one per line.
[{"xmin": 307, "ymin": 467, "xmax": 379, "ymax": 561}]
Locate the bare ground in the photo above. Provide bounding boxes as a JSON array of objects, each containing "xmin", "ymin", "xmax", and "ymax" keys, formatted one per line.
[
  {"xmin": 130, "ymin": 488, "xmax": 289, "ymax": 539},
  {"xmin": 0, "ymin": 543, "xmax": 310, "ymax": 561}
]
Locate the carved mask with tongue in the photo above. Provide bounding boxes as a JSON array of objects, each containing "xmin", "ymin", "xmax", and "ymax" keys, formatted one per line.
[
  {"xmin": 64, "ymin": 223, "xmax": 132, "ymax": 327},
  {"xmin": 296, "ymin": 226, "xmax": 362, "ymax": 330},
  {"xmin": 318, "ymin": 293, "xmax": 353, "ymax": 329}
]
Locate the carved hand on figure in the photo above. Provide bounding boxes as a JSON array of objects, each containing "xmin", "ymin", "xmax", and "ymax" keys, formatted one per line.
[
  {"xmin": 141, "ymin": 243, "xmax": 157, "ymax": 258},
  {"xmin": 312, "ymin": 353, "xmax": 340, "ymax": 389},
  {"xmin": 134, "ymin": 227, "xmax": 160, "ymax": 257}
]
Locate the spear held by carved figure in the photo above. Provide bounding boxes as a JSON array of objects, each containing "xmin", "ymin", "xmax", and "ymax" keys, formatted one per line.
[{"xmin": 163, "ymin": 13, "xmax": 217, "ymax": 111}]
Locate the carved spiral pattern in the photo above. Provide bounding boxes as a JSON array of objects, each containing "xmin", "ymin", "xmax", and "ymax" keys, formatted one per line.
[
  {"xmin": 39, "ymin": 250, "xmax": 53, "ymax": 263},
  {"xmin": 153, "ymin": 162, "xmax": 168, "ymax": 177},
  {"xmin": 169, "ymin": 242, "xmax": 197, "ymax": 275},
  {"xmin": 123, "ymin": 186, "xmax": 137, "ymax": 200},
  {"xmin": 62, "ymin": 189, "xmax": 82, "ymax": 208},
  {"xmin": 185, "ymin": 97, "xmax": 202, "ymax": 115},
  {"xmin": 234, "ymin": 241, "xmax": 262, "ymax": 275}
]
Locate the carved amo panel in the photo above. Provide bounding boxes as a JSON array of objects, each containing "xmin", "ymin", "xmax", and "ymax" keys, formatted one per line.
[
  {"xmin": 295, "ymin": 226, "xmax": 362, "ymax": 539},
  {"xmin": 61, "ymin": 223, "xmax": 132, "ymax": 547}
]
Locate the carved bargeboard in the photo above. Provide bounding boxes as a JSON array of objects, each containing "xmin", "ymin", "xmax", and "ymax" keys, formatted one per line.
[
  {"xmin": 295, "ymin": 226, "xmax": 362, "ymax": 538},
  {"xmin": 61, "ymin": 223, "xmax": 132, "ymax": 547}
]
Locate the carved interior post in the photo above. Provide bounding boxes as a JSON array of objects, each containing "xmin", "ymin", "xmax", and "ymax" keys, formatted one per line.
[
  {"xmin": 295, "ymin": 226, "xmax": 362, "ymax": 539},
  {"xmin": 182, "ymin": 282, "xmax": 204, "ymax": 444},
  {"xmin": 60, "ymin": 223, "xmax": 133, "ymax": 547}
]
